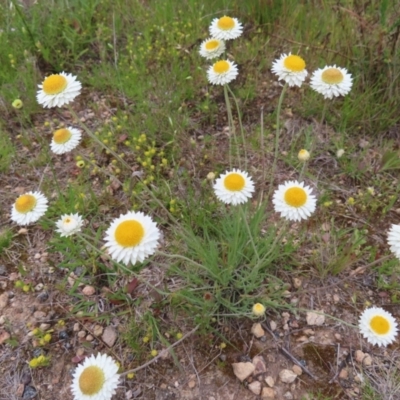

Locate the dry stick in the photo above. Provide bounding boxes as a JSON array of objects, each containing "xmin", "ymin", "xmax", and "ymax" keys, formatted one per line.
[
  {"xmin": 120, "ymin": 325, "xmax": 200, "ymax": 377},
  {"xmin": 278, "ymin": 346, "xmax": 317, "ymax": 380},
  {"xmin": 261, "ymin": 322, "xmax": 317, "ymax": 380}
]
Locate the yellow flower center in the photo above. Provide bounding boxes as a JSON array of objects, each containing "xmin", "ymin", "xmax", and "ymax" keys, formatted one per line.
[
  {"xmin": 15, "ymin": 194, "xmax": 37, "ymax": 213},
  {"xmin": 283, "ymin": 55, "xmax": 306, "ymax": 72},
  {"xmin": 223, "ymin": 173, "xmax": 245, "ymax": 191},
  {"xmin": 370, "ymin": 315, "xmax": 390, "ymax": 335},
  {"xmin": 42, "ymin": 74, "xmax": 68, "ymax": 95},
  {"xmin": 64, "ymin": 217, "xmax": 72, "ymax": 224},
  {"xmin": 205, "ymin": 39, "xmax": 220, "ymax": 51},
  {"xmin": 79, "ymin": 366, "xmax": 105, "ymax": 395},
  {"xmin": 115, "ymin": 220, "xmax": 145, "ymax": 247},
  {"xmin": 321, "ymin": 68, "xmax": 344, "ymax": 84},
  {"xmin": 53, "ymin": 128, "xmax": 72, "ymax": 144},
  {"xmin": 284, "ymin": 187, "xmax": 307, "ymax": 208},
  {"xmin": 217, "ymin": 16, "xmax": 235, "ymax": 30},
  {"xmin": 213, "ymin": 60, "xmax": 230, "ymax": 74}
]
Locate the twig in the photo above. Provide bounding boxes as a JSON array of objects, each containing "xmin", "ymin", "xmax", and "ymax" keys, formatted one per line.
[
  {"xmin": 120, "ymin": 325, "xmax": 200, "ymax": 377},
  {"xmin": 279, "ymin": 346, "xmax": 318, "ymax": 380},
  {"xmin": 261, "ymin": 322, "xmax": 317, "ymax": 380},
  {"xmin": 328, "ymin": 343, "xmax": 351, "ymax": 384}
]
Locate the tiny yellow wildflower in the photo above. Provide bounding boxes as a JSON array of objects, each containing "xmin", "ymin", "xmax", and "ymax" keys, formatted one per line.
[{"xmin": 12, "ymin": 99, "xmax": 23, "ymax": 109}]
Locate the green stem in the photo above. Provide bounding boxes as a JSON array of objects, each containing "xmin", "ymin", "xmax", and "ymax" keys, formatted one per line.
[
  {"xmin": 268, "ymin": 83, "xmax": 288, "ymax": 199},
  {"xmin": 299, "ymin": 102, "xmax": 328, "ymax": 181},
  {"xmin": 227, "ymin": 84, "xmax": 247, "ymax": 169},
  {"xmin": 223, "ymin": 84, "xmax": 240, "ymax": 169},
  {"xmin": 239, "ymin": 205, "xmax": 260, "ymax": 263},
  {"xmin": 260, "ymin": 220, "xmax": 289, "ymax": 264},
  {"xmin": 9, "ymin": 0, "xmax": 36, "ymax": 50}
]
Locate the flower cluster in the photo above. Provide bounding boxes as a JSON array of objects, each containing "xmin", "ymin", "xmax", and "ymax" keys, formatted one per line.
[
  {"xmin": 199, "ymin": 16, "xmax": 243, "ymax": 86},
  {"xmin": 271, "ymin": 53, "xmax": 353, "ymax": 97},
  {"xmin": 29, "ymin": 355, "xmax": 50, "ymax": 368}
]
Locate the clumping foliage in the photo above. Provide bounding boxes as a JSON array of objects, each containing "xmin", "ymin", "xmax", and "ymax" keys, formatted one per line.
[{"xmin": 1, "ymin": 0, "xmax": 400, "ymax": 399}]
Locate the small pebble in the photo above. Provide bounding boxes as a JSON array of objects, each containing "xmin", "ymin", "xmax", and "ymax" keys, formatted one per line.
[
  {"xmin": 32, "ymin": 348, "xmax": 44, "ymax": 358},
  {"xmin": 292, "ymin": 365, "xmax": 302, "ymax": 376},
  {"xmin": 82, "ymin": 286, "xmax": 95, "ymax": 296},
  {"xmin": 59, "ymin": 331, "xmax": 69, "ymax": 340},
  {"xmin": 76, "ymin": 348, "xmax": 85, "ymax": 357},
  {"xmin": 37, "ymin": 292, "xmax": 49, "ymax": 302},
  {"xmin": 33, "ymin": 311, "xmax": 46, "ymax": 320},
  {"xmin": 22, "ymin": 385, "xmax": 37, "ymax": 399},
  {"xmin": 34, "ymin": 283, "xmax": 44, "ymax": 292},
  {"xmin": 93, "ymin": 325, "xmax": 103, "ymax": 337}
]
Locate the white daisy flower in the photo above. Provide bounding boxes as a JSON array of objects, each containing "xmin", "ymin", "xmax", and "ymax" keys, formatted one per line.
[
  {"xmin": 199, "ymin": 38, "xmax": 226, "ymax": 60},
  {"xmin": 213, "ymin": 169, "xmax": 255, "ymax": 205},
  {"xmin": 104, "ymin": 211, "xmax": 160, "ymax": 266},
  {"xmin": 37, "ymin": 72, "xmax": 82, "ymax": 108},
  {"xmin": 272, "ymin": 180, "xmax": 316, "ymax": 221},
  {"xmin": 50, "ymin": 127, "xmax": 82, "ymax": 155},
  {"xmin": 11, "ymin": 191, "xmax": 48, "ymax": 225},
  {"xmin": 207, "ymin": 60, "xmax": 238, "ymax": 85},
  {"xmin": 209, "ymin": 16, "xmax": 243, "ymax": 40},
  {"xmin": 252, "ymin": 303, "xmax": 266, "ymax": 317},
  {"xmin": 387, "ymin": 224, "xmax": 400, "ymax": 260},
  {"xmin": 271, "ymin": 53, "xmax": 308, "ymax": 87},
  {"xmin": 70, "ymin": 353, "xmax": 120, "ymax": 400},
  {"xmin": 359, "ymin": 306, "xmax": 398, "ymax": 347},
  {"xmin": 310, "ymin": 65, "xmax": 353, "ymax": 99},
  {"xmin": 56, "ymin": 213, "xmax": 84, "ymax": 237}
]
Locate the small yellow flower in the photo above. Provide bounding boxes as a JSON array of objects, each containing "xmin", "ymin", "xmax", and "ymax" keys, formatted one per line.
[
  {"xmin": 142, "ymin": 336, "xmax": 150, "ymax": 343},
  {"xmin": 336, "ymin": 149, "xmax": 345, "ymax": 158},
  {"xmin": 12, "ymin": 99, "xmax": 23, "ymax": 109},
  {"xmin": 298, "ymin": 149, "xmax": 310, "ymax": 162},
  {"xmin": 29, "ymin": 358, "xmax": 39, "ymax": 368},
  {"xmin": 207, "ymin": 172, "xmax": 216, "ymax": 180},
  {"xmin": 176, "ymin": 332, "xmax": 183, "ymax": 340},
  {"xmin": 220, "ymin": 342, "xmax": 227, "ymax": 349},
  {"xmin": 32, "ymin": 328, "xmax": 41, "ymax": 336},
  {"xmin": 43, "ymin": 333, "xmax": 52, "ymax": 343},
  {"xmin": 76, "ymin": 160, "xmax": 85, "ymax": 168},
  {"xmin": 127, "ymin": 373, "xmax": 135, "ymax": 379},
  {"xmin": 347, "ymin": 197, "xmax": 355, "ymax": 205},
  {"xmin": 252, "ymin": 303, "xmax": 266, "ymax": 317},
  {"xmin": 14, "ymin": 280, "xmax": 24, "ymax": 288},
  {"xmin": 367, "ymin": 187, "xmax": 375, "ymax": 196},
  {"xmin": 150, "ymin": 349, "xmax": 158, "ymax": 357},
  {"xmin": 22, "ymin": 284, "xmax": 30, "ymax": 293},
  {"xmin": 323, "ymin": 201, "xmax": 333, "ymax": 207}
]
